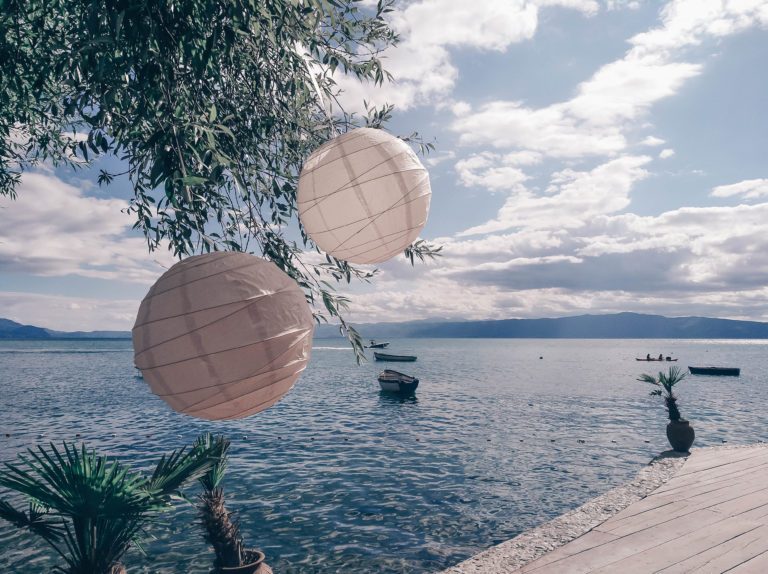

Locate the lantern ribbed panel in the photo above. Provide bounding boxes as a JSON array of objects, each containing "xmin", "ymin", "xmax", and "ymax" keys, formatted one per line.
[
  {"xmin": 297, "ymin": 128, "xmax": 431, "ymax": 264},
  {"xmin": 133, "ymin": 252, "xmax": 314, "ymax": 420}
]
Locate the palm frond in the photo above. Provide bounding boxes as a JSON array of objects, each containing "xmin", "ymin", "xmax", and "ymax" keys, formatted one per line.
[
  {"xmin": 0, "ymin": 498, "xmax": 62, "ymax": 542},
  {"xmin": 1, "ymin": 435, "xmax": 227, "ymax": 573},
  {"xmin": 146, "ymin": 438, "xmax": 226, "ymax": 499},
  {"xmin": 638, "ymin": 366, "xmax": 687, "ymax": 421},
  {"xmin": 637, "ymin": 373, "xmax": 660, "ymax": 386},
  {"xmin": 196, "ymin": 434, "xmax": 231, "ymax": 492}
]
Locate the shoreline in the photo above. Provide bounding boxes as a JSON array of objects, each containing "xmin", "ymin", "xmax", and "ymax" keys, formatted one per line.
[{"xmin": 438, "ymin": 444, "xmax": 763, "ymax": 573}]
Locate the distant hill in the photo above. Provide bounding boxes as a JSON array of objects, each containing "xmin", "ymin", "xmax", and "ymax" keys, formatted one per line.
[
  {"xmin": 0, "ymin": 318, "xmax": 131, "ymax": 339},
  {"xmin": 4, "ymin": 312, "xmax": 768, "ymax": 340},
  {"xmin": 315, "ymin": 312, "xmax": 768, "ymax": 339},
  {"xmin": 0, "ymin": 318, "xmax": 50, "ymax": 339}
]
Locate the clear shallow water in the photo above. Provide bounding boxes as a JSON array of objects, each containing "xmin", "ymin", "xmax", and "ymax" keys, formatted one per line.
[{"xmin": 1, "ymin": 338, "xmax": 767, "ymax": 573}]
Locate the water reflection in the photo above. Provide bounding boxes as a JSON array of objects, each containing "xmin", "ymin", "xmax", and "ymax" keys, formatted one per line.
[{"xmin": 377, "ymin": 390, "xmax": 419, "ymax": 405}]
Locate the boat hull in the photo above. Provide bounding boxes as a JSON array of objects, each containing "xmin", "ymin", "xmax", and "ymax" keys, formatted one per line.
[
  {"xmin": 374, "ymin": 352, "xmax": 416, "ymax": 362},
  {"xmin": 378, "ymin": 380, "xmax": 419, "ymax": 393},
  {"xmin": 688, "ymin": 366, "xmax": 740, "ymax": 376},
  {"xmin": 378, "ymin": 369, "xmax": 419, "ymax": 393}
]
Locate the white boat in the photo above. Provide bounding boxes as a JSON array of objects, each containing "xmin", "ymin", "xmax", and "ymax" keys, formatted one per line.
[{"xmin": 364, "ymin": 340, "xmax": 390, "ymax": 348}]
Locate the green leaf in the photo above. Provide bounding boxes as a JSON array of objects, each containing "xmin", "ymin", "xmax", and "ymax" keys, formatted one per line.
[{"xmin": 179, "ymin": 176, "xmax": 208, "ymax": 186}]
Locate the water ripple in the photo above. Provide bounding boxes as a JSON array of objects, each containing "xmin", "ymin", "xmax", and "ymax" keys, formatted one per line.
[{"xmin": 1, "ymin": 338, "xmax": 767, "ymax": 572}]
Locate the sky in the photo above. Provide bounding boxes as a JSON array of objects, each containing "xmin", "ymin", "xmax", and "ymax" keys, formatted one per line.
[{"xmin": 2, "ymin": 0, "xmax": 768, "ymax": 331}]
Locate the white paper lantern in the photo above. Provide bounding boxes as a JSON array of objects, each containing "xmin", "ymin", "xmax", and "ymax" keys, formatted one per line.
[
  {"xmin": 297, "ymin": 127, "xmax": 431, "ymax": 264},
  {"xmin": 132, "ymin": 252, "xmax": 314, "ymax": 420}
]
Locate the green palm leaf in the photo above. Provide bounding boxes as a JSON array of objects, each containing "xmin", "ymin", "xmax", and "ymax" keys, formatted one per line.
[
  {"xmin": 0, "ymin": 435, "xmax": 225, "ymax": 574},
  {"xmin": 638, "ymin": 366, "xmax": 687, "ymax": 421}
]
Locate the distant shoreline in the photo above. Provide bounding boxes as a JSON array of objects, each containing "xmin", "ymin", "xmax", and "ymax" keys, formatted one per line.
[
  {"xmin": 4, "ymin": 312, "xmax": 768, "ymax": 340},
  {"xmin": 0, "ymin": 337, "xmax": 132, "ymax": 341}
]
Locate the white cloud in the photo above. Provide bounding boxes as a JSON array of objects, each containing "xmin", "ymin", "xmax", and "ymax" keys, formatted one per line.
[
  {"xmin": 0, "ymin": 171, "xmax": 176, "ymax": 282},
  {"xmin": 711, "ymin": 178, "xmax": 768, "ymax": 199},
  {"xmin": 339, "ymin": 196, "xmax": 768, "ymax": 324},
  {"xmin": 606, "ymin": 0, "xmax": 641, "ymax": 10},
  {"xmin": 659, "ymin": 148, "xmax": 675, "ymax": 158},
  {"xmin": 568, "ymin": 55, "xmax": 701, "ymax": 126},
  {"xmin": 641, "ymin": 135, "xmax": 666, "ymax": 146},
  {"xmin": 450, "ymin": 53, "xmax": 700, "ymax": 159},
  {"xmin": 454, "ymin": 152, "xmax": 535, "ymax": 192},
  {"xmin": 451, "ymin": 100, "xmax": 628, "ymax": 157},
  {"xmin": 630, "ymin": 0, "xmax": 768, "ymax": 58},
  {"xmin": 335, "ymin": 0, "xmax": 600, "ymax": 111},
  {"xmin": 0, "ymin": 291, "xmax": 139, "ymax": 331},
  {"xmin": 451, "ymin": 101, "xmax": 472, "ymax": 116},
  {"xmin": 423, "ymin": 150, "xmax": 457, "ymax": 168},
  {"xmin": 459, "ymin": 155, "xmax": 651, "ymax": 235},
  {"xmin": 450, "ymin": 0, "xmax": 768, "ymax": 161}
]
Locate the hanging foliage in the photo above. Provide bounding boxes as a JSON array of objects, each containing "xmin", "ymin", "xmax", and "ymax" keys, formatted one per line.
[{"xmin": 0, "ymin": 0, "xmax": 441, "ymax": 362}]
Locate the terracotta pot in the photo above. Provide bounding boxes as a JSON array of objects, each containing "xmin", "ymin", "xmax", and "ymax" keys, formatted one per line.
[
  {"xmin": 667, "ymin": 419, "xmax": 695, "ymax": 452},
  {"xmin": 220, "ymin": 550, "xmax": 272, "ymax": 574}
]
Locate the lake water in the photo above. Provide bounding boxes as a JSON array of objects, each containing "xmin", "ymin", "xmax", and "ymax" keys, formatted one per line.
[{"xmin": 1, "ymin": 338, "xmax": 767, "ymax": 573}]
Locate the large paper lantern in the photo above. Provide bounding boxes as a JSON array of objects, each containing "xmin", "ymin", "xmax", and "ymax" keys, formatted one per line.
[
  {"xmin": 297, "ymin": 127, "xmax": 431, "ymax": 264},
  {"xmin": 132, "ymin": 252, "xmax": 314, "ymax": 420}
]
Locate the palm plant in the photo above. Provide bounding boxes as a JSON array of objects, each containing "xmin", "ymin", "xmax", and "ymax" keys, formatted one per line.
[
  {"xmin": 0, "ymin": 437, "xmax": 226, "ymax": 574},
  {"xmin": 638, "ymin": 366, "xmax": 687, "ymax": 421},
  {"xmin": 196, "ymin": 433, "xmax": 261, "ymax": 570}
]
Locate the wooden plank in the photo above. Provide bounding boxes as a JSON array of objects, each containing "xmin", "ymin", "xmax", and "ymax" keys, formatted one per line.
[
  {"xmin": 737, "ymin": 502, "xmax": 768, "ymax": 523},
  {"xmin": 591, "ymin": 517, "xmax": 766, "ymax": 574},
  {"xmin": 679, "ymin": 451, "xmax": 768, "ymax": 478},
  {"xmin": 655, "ymin": 460, "xmax": 768, "ymax": 498},
  {"xmin": 506, "ymin": 447, "xmax": 768, "ymax": 574},
  {"xmin": 670, "ymin": 455, "xmax": 768, "ymax": 486},
  {"xmin": 677, "ymin": 447, "xmax": 768, "ymax": 473},
  {"xmin": 708, "ymin": 487, "xmax": 768, "ymax": 518},
  {"xmin": 722, "ymin": 549, "xmax": 768, "ymax": 573},
  {"xmin": 519, "ymin": 508, "xmax": 725, "ymax": 573},
  {"xmin": 655, "ymin": 524, "xmax": 768, "ymax": 573},
  {"xmin": 515, "ymin": 530, "xmax": 619, "ymax": 569},
  {"xmin": 597, "ymin": 481, "xmax": 767, "ymax": 537},
  {"xmin": 655, "ymin": 458, "xmax": 768, "ymax": 498},
  {"xmin": 606, "ymin": 492, "xmax": 681, "ymax": 522},
  {"xmin": 662, "ymin": 449, "xmax": 768, "ymax": 481}
]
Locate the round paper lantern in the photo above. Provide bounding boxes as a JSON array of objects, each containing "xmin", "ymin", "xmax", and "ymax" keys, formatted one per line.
[
  {"xmin": 297, "ymin": 127, "xmax": 432, "ymax": 264},
  {"xmin": 132, "ymin": 252, "xmax": 314, "ymax": 420}
]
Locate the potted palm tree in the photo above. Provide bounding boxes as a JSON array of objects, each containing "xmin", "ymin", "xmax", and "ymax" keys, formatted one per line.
[
  {"xmin": 196, "ymin": 433, "xmax": 272, "ymax": 574},
  {"xmin": 638, "ymin": 366, "xmax": 695, "ymax": 452},
  {"xmin": 0, "ymin": 437, "xmax": 226, "ymax": 573}
]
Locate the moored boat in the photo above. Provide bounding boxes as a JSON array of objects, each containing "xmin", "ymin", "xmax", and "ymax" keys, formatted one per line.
[
  {"xmin": 378, "ymin": 369, "xmax": 419, "ymax": 393},
  {"xmin": 688, "ymin": 366, "xmax": 740, "ymax": 376},
  {"xmin": 374, "ymin": 351, "xmax": 417, "ymax": 362},
  {"xmin": 365, "ymin": 341, "xmax": 390, "ymax": 348}
]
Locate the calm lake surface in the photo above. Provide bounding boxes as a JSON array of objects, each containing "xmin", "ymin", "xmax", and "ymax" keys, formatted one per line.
[{"xmin": 1, "ymin": 338, "xmax": 767, "ymax": 572}]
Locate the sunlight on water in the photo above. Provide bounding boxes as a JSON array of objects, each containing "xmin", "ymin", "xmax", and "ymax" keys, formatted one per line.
[{"xmin": 1, "ymin": 338, "xmax": 767, "ymax": 572}]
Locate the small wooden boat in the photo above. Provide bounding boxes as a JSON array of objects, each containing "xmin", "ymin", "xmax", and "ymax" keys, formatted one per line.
[
  {"xmin": 378, "ymin": 370, "xmax": 419, "ymax": 393},
  {"xmin": 374, "ymin": 351, "xmax": 416, "ymax": 362},
  {"xmin": 364, "ymin": 341, "xmax": 390, "ymax": 349},
  {"xmin": 636, "ymin": 358, "xmax": 677, "ymax": 361},
  {"xmin": 688, "ymin": 366, "xmax": 740, "ymax": 376}
]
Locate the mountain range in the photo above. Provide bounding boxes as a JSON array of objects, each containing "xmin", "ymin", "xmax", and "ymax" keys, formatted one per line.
[
  {"xmin": 0, "ymin": 318, "xmax": 131, "ymax": 339},
  {"xmin": 315, "ymin": 312, "xmax": 768, "ymax": 339},
  {"xmin": 3, "ymin": 312, "xmax": 768, "ymax": 340}
]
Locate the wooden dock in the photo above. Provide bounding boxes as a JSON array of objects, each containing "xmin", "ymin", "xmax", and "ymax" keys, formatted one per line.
[{"xmin": 512, "ymin": 445, "xmax": 768, "ymax": 573}]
